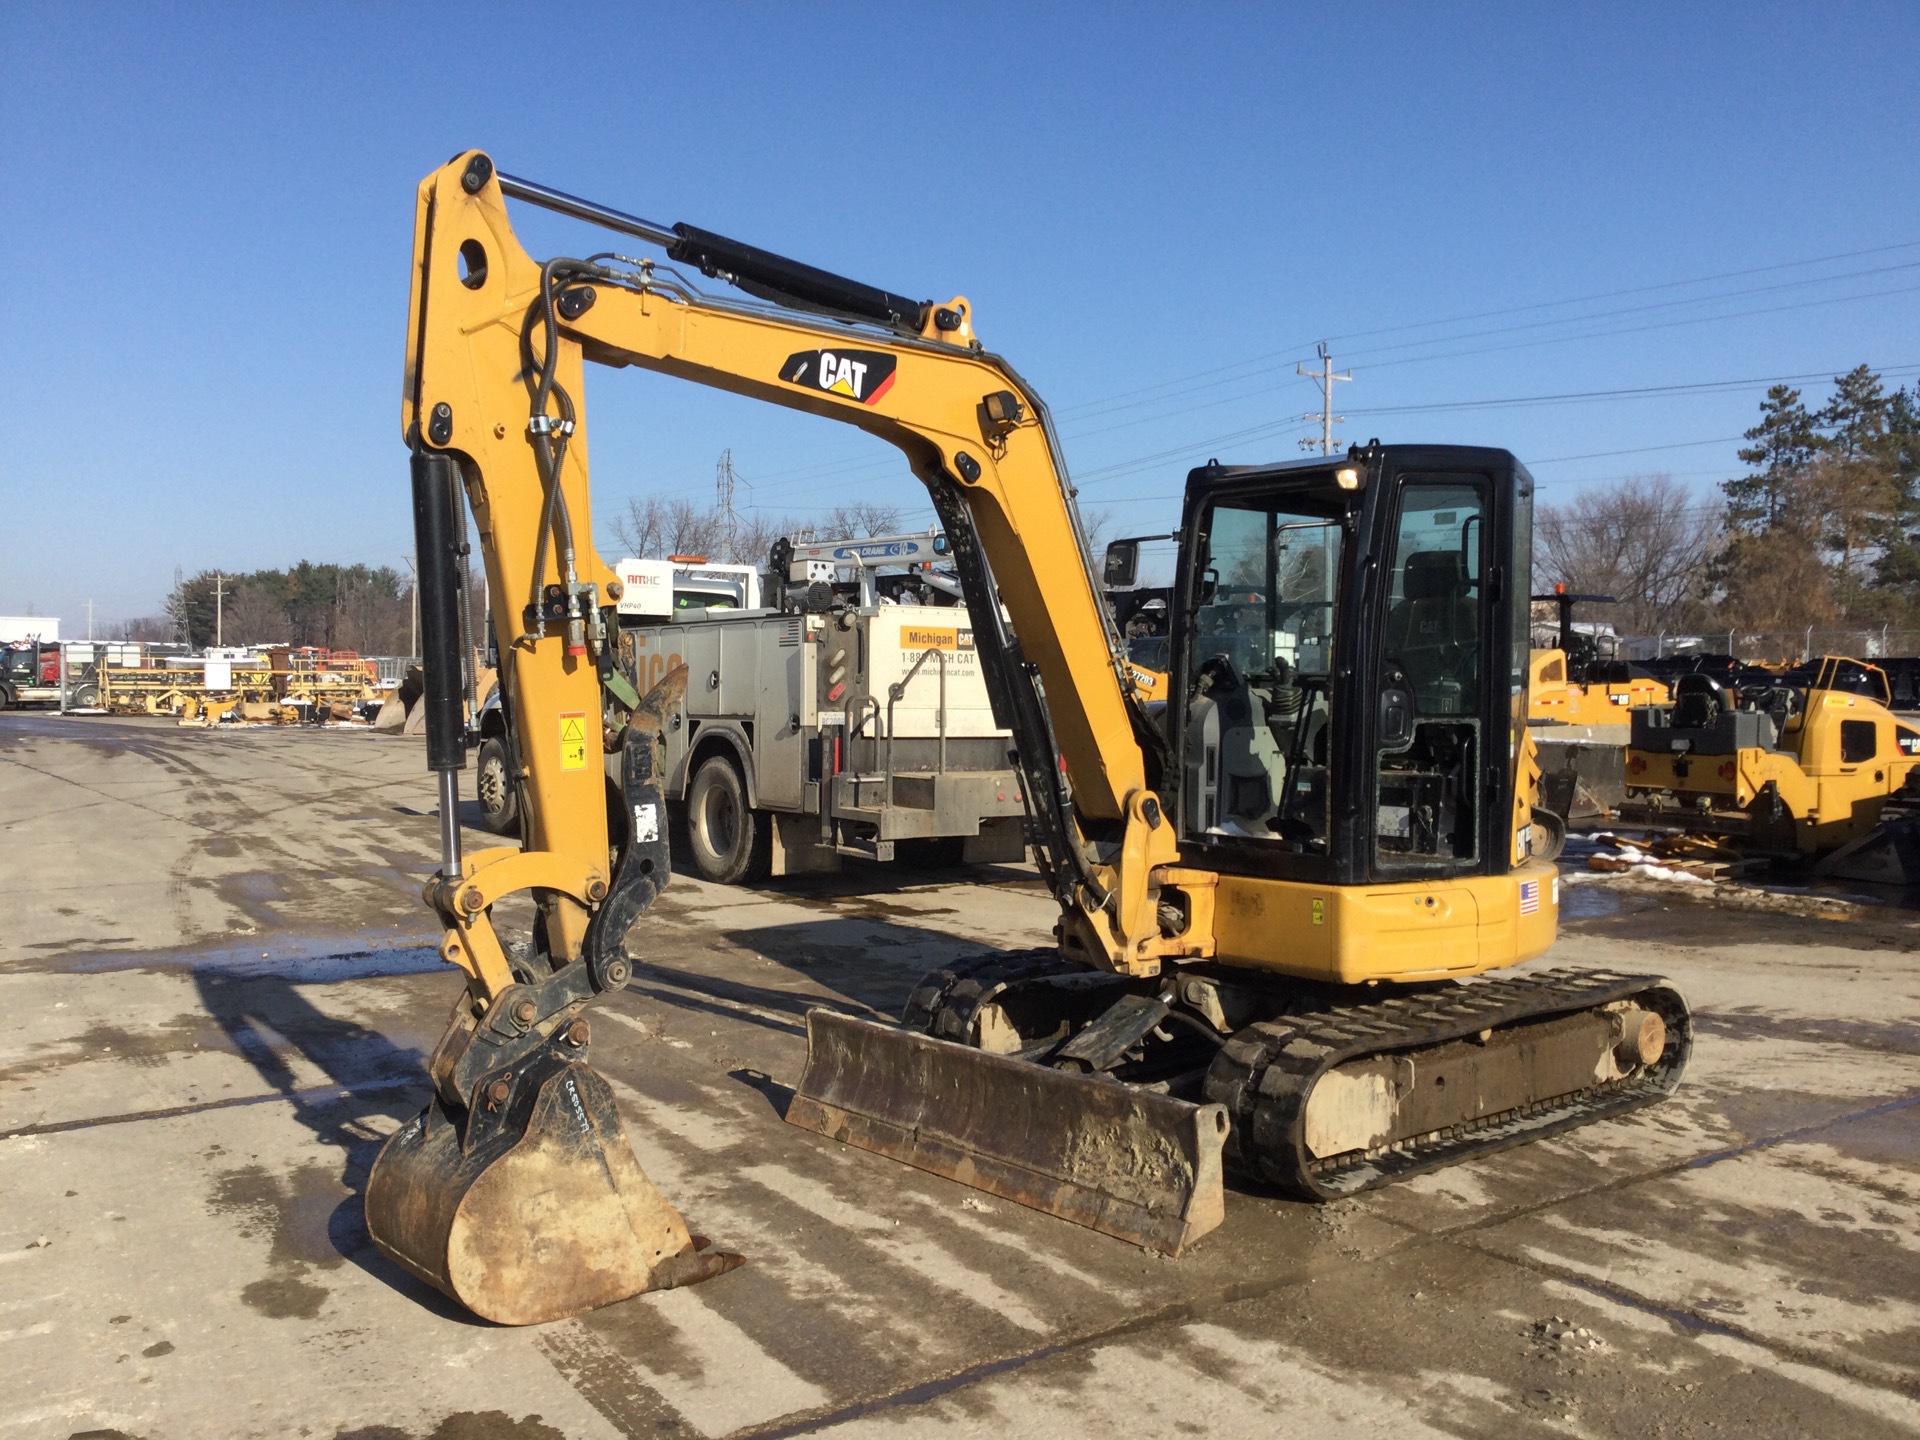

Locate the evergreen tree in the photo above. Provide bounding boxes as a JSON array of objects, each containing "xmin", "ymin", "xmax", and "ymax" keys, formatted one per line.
[
  {"xmin": 1723, "ymin": 384, "xmax": 1820, "ymax": 533},
  {"xmin": 1870, "ymin": 384, "xmax": 1920, "ymax": 599},
  {"xmin": 1809, "ymin": 367, "xmax": 1896, "ymax": 613},
  {"xmin": 1818, "ymin": 364, "xmax": 1890, "ymax": 460}
]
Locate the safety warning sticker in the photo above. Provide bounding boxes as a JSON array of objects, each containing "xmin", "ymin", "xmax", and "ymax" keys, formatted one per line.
[{"xmin": 559, "ymin": 711, "xmax": 588, "ymax": 771}]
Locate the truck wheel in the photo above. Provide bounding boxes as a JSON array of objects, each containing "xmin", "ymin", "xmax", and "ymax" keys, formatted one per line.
[
  {"xmin": 0, "ymin": 683, "xmax": 12, "ymax": 710},
  {"xmin": 686, "ymin": 754, "xmax": 770, "ymax": 884},
  {"xmin": 72, "ymin": 682, "xmax": 99, "ymax": 709},
  {"xmin": 475, "ymin": 735, "xmax": 521, "ymax": 837}
]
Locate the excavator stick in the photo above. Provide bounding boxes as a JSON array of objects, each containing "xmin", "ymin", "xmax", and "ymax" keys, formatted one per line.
[{"xmin": 788, "ymin": 1010, "xmax": 1228, "ymax": 1255}]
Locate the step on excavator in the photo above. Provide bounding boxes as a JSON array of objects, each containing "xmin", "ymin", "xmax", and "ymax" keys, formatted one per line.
[{"xmin": 367, "ymin": 151, "xmax": 1692, "ymax": 1323}]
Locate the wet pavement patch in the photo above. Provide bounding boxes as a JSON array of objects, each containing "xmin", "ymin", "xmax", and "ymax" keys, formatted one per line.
[
  {"xmin": 208, "ymin": 1160, "xmax": 350, "ymax": 1320},
  {"xmin": 335, "ymin": 1416, "xmax": 569, "ymax": 1440}
]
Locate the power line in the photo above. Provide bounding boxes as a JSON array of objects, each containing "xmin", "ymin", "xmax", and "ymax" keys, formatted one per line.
[
  {"xmin": 1046, "ymin": 237, "xmax": 1920, "ymax": 423},
  {"xmin": 615, "ymin": 347, "xmax": 1920, "ymax": 511},
  {"xmin": 1296, "ymin": 342, "xmax": 1351, "ymax": 455},
  {"xmin": 1071, "ymin": 361, "xmax": 1920, "ymax": 498},
  {"xmin": 1045, "ymin": 285, "xmax": 1920, "ymax": 447},
  {"xmin": 1350, "ymin": 283, "xmax": 1920, "ymax": 374},
  {"xmin": 1337, "ymin": 260, "xmax": 1920, "ymax": 366},
  {"xmin": 1338, "ymin": 363, "xmax": 1920, "ymax": 419},
  {"xmin": 1528, "ymin": 437, "xmax": 1745, "ymax": 465},
  {"xmin": 615, "ymin": 267, "xmax": 1920, "ymax": 502}
]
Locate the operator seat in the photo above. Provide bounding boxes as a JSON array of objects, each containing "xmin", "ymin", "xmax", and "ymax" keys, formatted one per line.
[
  {"xmin": 1671, "ymin": 673, "xmax": 1730, "ymax": 731},
  {"xmin": 1386, "ymin": 551, "xmax": 1479, "ymax": 710},
  {"xmin": 1193, "ymin": 659, "xmax": 1283, "ymax": 831}
]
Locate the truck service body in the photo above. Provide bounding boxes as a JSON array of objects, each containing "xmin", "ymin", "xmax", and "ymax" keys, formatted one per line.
[{"xmin": 620, "ymin": 594, "xmax": 1027, "ymax": 879}]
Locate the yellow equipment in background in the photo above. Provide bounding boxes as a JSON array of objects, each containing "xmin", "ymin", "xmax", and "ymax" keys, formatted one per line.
[
  {"xmin": 1626, "ymin": 655, "xmax": 1920, "ymax": 874},
  {"xmin": 367, "ymin": 152, "xmax": 1691, "ymax": 1324},
  {"xmin": 1527, "ymin": 587, "xmax": 1669, "ymax": 729},
  {"xmin": 1529, "ymin": 650, "xmax": 1669, "ymax": 727}
]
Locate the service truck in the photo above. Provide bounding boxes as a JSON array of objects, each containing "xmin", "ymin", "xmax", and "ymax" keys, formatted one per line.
[{"xmin": 615, "ymin": 534, "xmax": 1027, "ymax": 883}]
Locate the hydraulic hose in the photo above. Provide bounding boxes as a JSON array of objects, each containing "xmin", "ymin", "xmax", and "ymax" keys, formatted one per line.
[{"xmin": 523, "ymin": 259, "xmax": 585, "ymax": 626}]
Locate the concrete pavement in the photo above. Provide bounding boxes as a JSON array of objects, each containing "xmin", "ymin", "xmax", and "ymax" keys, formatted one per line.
[{"xmin": 2, "ymin": 713, "xmax": 1917, "ymax": 1438}]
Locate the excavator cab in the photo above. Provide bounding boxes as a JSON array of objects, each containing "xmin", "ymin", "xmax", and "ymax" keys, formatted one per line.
[{"xmin": 1170, "ymin": 448, "xmax": 1531, "ymax": 880}]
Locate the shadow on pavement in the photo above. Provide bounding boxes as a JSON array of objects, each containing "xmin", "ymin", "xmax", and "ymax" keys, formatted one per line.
[
  {"xmin": 729, "ymin": 1066, "xmax": 796, "ymax": 1120},
  {"xmin": 191, "ymin": 966, "xmax": 472, "ymax": 1318}
]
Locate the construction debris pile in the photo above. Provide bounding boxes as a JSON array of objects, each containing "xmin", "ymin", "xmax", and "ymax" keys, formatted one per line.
[{"xmin": 1581, "ymin": 832, "xmax": 1754, "ymax": 883}]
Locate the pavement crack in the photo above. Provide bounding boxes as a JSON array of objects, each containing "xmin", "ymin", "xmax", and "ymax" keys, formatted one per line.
[
  {"xmin": 0, "ymin": 1075, "xmax": 425, "ymax": 1141},
  {"xmin": 1413, "ymin": 1086, "xmax": 1920, "ymax": 1253}
]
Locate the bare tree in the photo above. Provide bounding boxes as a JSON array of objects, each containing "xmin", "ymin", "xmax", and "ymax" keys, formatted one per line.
[
  {"xmin": 1076, "ymin": 504, "xmax": 1114, "ymax": 574},
  {"xmin": 1535, "ymin": 474, "xmax": 1715, "ymax": 634},
  {"xmin": 223, "ymin": 582, "xmax": 287, "ymax": 646},
  {"xmin": 1713, "ymin": 527, "xmax": 1837, "ymax": 633},
  {"xmin": 727, "ymin": 510, "xmax": 814, "ymax": 566},
  {"xmin": 824, "ymin": 501, "xmax": 902, "ymax": 538},
  {"xmin": 110, "ymin": 615, "xmax": 177, "ymax": 642},
  {"xmin": 1796, "ymin": 450, "xmax": 1901, "ymax": 612},
  {"xmin": 605, "ymin": 496, "xmax": 724, "ymax": 560}
]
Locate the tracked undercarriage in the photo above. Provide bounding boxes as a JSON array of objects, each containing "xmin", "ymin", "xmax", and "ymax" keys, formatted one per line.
[{"xmin": 790, "ymin": 950, "xmax": 1689, "ymax": 1246}]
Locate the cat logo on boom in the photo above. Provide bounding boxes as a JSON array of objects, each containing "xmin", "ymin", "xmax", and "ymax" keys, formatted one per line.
[{"xmin": 780, "ymin": 348, "xmax": 898, "ymax": 406}]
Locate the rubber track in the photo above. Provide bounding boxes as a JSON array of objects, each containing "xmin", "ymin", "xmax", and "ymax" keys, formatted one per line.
[
  {"xmin": 903, "ymin": 956, "xmax": 1692, "ymax": 1203},
  {"xmin": 901, "ymin": 949, "xmax": 1089, "ymax": 1041},
  {"xmin": 1205, "ymin": 967, "xmax": 1693, "ymax": 1199}
]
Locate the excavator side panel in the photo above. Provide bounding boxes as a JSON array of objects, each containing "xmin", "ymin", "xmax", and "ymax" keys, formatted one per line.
[{"xmin": 1205, "ymin": 860, "xmax": 1558, "ymax": 984}]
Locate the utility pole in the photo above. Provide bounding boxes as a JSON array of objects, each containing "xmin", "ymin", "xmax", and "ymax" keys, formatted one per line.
[
  {"xmin": 213, "ymin": 571, "xmax": 226, "ymax": 648},
  {"xmin": 1297, "ymin": 341, "xmax": 1352, "ymax": 456},
  {"xmin": 715, "ymin": 449, "xmax": 737, "ymax": 560},
  {"xmin": 85, "ymin": 598, "xmax": 94, "ymax": 642}
]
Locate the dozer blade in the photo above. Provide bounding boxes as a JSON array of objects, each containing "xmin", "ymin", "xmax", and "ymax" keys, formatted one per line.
[
  {"xmin": 787, "ymin": 1009, "xmax": 1227, "ymax": 1255},
  {"xmin": 366, "ymin": 1052, "xmax": 741, "ymax": 1325}
]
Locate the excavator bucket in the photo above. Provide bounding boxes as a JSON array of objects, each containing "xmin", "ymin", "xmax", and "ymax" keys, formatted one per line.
[
  {"xmin": 366, "ymin": 1049, "xmax": 740, "ymax": 1326},
  {"xmin": 787, "ymin": 1010, "xmax": 1227, "ymax": 1255}
]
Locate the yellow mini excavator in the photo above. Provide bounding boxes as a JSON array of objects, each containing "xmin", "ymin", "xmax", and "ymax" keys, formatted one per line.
[{"xmin": 368, "ymin": 151, "xmax": 1691, "ymax": 1323}]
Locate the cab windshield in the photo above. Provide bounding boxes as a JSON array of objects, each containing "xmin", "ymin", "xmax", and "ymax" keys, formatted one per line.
[{"xmin": 1181, "ymin": 494, "xmax": 1346, "ymax": 851}]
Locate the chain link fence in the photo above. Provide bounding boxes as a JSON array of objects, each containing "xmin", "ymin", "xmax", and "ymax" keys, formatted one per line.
[{"xmin": 1618, "ymin": 630, "xmax": 1920, "ymax": 663}]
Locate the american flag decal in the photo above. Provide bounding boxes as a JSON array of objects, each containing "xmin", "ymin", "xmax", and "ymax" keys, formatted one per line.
[{"xmin": 1519, "ymin": 879, "xmax": 1541, "ymax": 916}]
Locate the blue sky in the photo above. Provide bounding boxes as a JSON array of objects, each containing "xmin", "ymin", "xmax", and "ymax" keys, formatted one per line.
[{"xmin": 3, "ymin": 4, "xmax": 1917, "ymax": 628}]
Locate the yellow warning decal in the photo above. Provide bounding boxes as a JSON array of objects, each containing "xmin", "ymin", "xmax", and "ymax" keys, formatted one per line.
[
  {"xmin": 559, "ymin": 711, "xmax": 588, "ymax": 771},
  {"xmin": 1310, "ymin": 898, "xmax": 1325, "ymax": 926}
]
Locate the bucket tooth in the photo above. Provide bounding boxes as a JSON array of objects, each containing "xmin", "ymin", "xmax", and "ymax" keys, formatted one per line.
[
  {"xmin": 787, "ymin": 1009, "xmax": 1227, "ymax": 1255},
  {"xmin": 366, "ymin": 1053, "xmax": 740, "ymax": 1325}
]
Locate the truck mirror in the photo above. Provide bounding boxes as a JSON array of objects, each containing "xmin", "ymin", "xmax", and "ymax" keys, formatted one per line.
[{"xmin": 1103, "ymin": 540, "xmax": 1139, "ymax": 588}]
